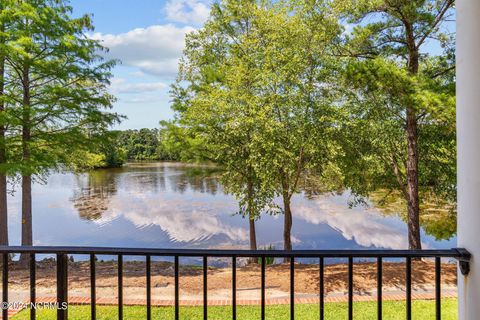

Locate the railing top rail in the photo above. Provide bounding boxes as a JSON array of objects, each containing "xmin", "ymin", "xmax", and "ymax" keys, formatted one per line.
[{"xmin": 0, "ymin": 246, "xmax": 469, "ymax": 259}]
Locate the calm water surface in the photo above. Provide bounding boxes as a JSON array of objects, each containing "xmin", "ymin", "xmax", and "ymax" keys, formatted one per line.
[{"xmin": 6, "ymin": 162, "xmax": 456, "ymax": 250}]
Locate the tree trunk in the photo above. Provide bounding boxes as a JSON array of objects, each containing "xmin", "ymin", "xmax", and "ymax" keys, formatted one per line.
[
  {"xmin": 406, "ymin": 117, "xmax": 421, "ymax": 249},
  {"xmin": 0, "ymin": 3, "xmax": 7, "ymax": 249},
  {"xmin": 0, "ymin": 174, "xmax": 6, "ymax": 273},
  {"xmin": 283, "ymin": 196, "xmax": 293, "ymax": 251},
  {"xmin": 249, "ymin": 214, "xmax": 257, "ymax": 251},
  {"xmin": 248, "ymin": 214, "xmax": 257, "ymax": 264},
  {"xmin": 20, "ymin": 148, "xmax": 33, "ymax": 264},
  {"xmin": 0, "ymin": 86, "xmax": 6, "ymax": 247},
  {"xmin": 246, "ymin": 180, "xmax": 257, "ymax": 250},
  {"xmin": 406, "ymin": 107, "xmax": 421, "ymax": 250},
  {"xmin": 20, "ymin": 65, "xmax": 32, "ymax": 265},
  {"xmin": 0, "ymin": 121, "xmax": 6, "ymax": 250},
  {"xmin": 405, "ymin": 32, "xmax": 422, "ymax": 250},
  {"xmin": 0, "ymin": 175, "xmax": 7, "ymax": 247},
  {"xmin": 21, "ymin": 175, "xmax": 32, "ymax": 246},
  {"xmin": 247, "ymin": 180, "xmax": 257, "ymax": 264}
]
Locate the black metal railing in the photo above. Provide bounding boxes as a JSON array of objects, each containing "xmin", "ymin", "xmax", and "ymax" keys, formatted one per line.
[{"xmin": 0, "ymin": 246, "xmax": 471, "ymax": 320}]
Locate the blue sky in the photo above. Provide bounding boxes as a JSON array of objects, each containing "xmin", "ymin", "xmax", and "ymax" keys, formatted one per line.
[
  {"xmin": 69, "ymin": 1, "xmax": 453, "ymax": 129},
  {"xmin": 70, "ymin": 0, "xmax": 212, "ymax": 129}
]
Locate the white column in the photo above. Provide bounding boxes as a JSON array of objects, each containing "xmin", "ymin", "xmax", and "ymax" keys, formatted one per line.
[{"xmin": 457, "ymin": 1, "xmax": 480, "ymax": 319}]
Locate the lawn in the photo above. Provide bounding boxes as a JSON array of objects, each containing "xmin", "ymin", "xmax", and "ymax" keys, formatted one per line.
[{"xmin": 12, "ymin": 299, "xmax": 458, "ymax": 320}]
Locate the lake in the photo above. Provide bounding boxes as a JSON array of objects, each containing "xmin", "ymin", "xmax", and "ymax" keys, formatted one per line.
[{"xmin": 6, "ymin": 162, "xmax": 456, "ymax": 250}]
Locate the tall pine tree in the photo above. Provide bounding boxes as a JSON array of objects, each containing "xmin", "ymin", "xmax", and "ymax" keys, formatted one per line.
[
  {"xmin": 4, "ymin": 0, "xmax": 120, "ymax": 259},
  {"xmin": 335, "ymin": 0, "xmax": 455, "ymax": 249}
]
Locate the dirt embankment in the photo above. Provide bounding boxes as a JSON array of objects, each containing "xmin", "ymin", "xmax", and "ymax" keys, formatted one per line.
[{"xmin": 5, "ymin": 259, "xmax": 456, "ymax": 300}]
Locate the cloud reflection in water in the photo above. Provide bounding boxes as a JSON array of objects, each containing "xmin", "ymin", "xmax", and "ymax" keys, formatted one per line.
[
  {"xmin": 96, "ymin": 192, "xmax": 248, "ymax": 244},
  {"xmin": 293, "ymin": 194, "xmax": 408, "ymax": 249}
]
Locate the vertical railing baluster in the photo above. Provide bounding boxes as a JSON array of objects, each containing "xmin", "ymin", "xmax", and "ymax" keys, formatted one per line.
[
  {"xmin": 56, "ymin": 254, "xmax": 68, "ymax": 320},
  {"xmin": 435, "ymin": 257, "xmax": 441, "ymax": 320},
  {"xmin": 118, "ymin": 255, "xmax": 123, "ymax": 320},
  {"xmin": 290, "ymin": 257, "xmax": 294, "ymax": 320},
  {"xmin": 30, "ymin": 253, "xmax": 36, "ymax": 320},
  {"xmin": 2, "ymin": 252, "xmax": 8, "ymax": 320},
  {"xmin": 319, "ymin": 257, "xmax": 324, "ymax": 320},
  {"xmin": 406, "ymin": 257, "xmax": 412, "ymax": 320},
  {"xmin": 348, "ymin": 257, "xmax": 353, "ymax": 320},
  {"xmin": 232, "ymin": 256, "xmax": 236, "ymax": 320},
  {"xmin": 90, "ymin": 254, "xmax": 96, "ymax": 320},
  {"xmin": 146, "ymin": 255, "xmax": 151, "ymax": 320},
  {"xmin": 175, "ymin": 255, "xmax": 179, "ymax": 320},
  {"xmin": 377, "ymin": 257, "xmax": 382, "ymax": 320},
  {"xmin": 203, "ymin": 256, "xmax": 208, "ymax": 320},
  {"xmin": 261, "ymin": 256, "xmax": 265, "ymax": 320}
]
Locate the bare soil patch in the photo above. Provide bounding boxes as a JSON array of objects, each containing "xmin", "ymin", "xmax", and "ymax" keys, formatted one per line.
[{"xmin": 4, "ymin": 259, "xmax": 457, "ymax": 300}]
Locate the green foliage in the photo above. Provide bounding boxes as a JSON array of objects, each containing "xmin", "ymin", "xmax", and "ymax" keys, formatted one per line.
[
  {"xmin": 333, "ymin": 0, "xmax": 457, "ymax": 243},
  {"xmin": 1, "ymin": 0, "xmax": 122, "ymax": 176},
  {"xmin": 257, "ymin": 244, "xmax": 275, "ymax": 265},
  {"xmin": 70, "ymin": 126, "xmax": 196, "ymax": 170},
  {"xmin": 96, "ymin": 132, "xmax": 127, "ymax": 168},
  {"xmin": 158, "ymin": 121, "xmax": 206, "ymax": 162},
  {"xmin": 118, "ymin": 128, "xmax": 161, "ymax": 161},
  {"xmin": 105, "ymin": 127, "xmax": 186, "ymax": 164},
  {"xmin": 0, "ymin": 0, "xmax": 123, "ymax": 249},
  {"xmin": 67, "ymin": 136, "xmax": 127, "ymax": 170},
  {"xmin": 171, "ymin": 0, "xmax": 345, "ymax": 250},
  {"xmin": 172, "ymin": 0, "xmax": 279, "ymax": 226},
  {"xmin": 338, "ymin": 51, "xmax": 455, "ymax": 200}
]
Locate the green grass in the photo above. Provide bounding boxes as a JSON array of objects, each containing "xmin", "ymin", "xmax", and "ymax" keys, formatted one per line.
[{"xmin": 12, "ymin": 299, "xmax": 458, "ymax": 320}]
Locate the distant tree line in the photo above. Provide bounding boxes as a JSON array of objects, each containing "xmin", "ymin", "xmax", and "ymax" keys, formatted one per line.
[
  {"xmin": 84, "ymin": 127, "xmax": 182, "ymax": 169},
  {"xmin": 119, "ymin": 127, "xmax": 182, "ymax": 162}
]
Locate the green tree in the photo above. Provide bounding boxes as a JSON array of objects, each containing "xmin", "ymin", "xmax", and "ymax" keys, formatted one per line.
[
  {"xmin": 334, "ymin": 0, "xmax": 455, "ymax": 249},
  {"xmin": 4, "ymin": 0, "xmax": 120, "ymax": 258},
  {"xmin": 172, "ymin": 0, "xmax": 343, "ymax": 252},
  {"xmin": 66, "ymin": 132, "xmax": 126, "ymax": 171},
  {"xmin": 0, "ymin": 0, "xmax": 9, "ymax": 247},
  {"xmin": 172, "ymin": 0, "xmax": 277, "ymax": 252},
  {"xmin": 246, "ymin": 0, "xmax": 341, "ymax": 250},
  {"xmin": 118, "ymin": 128, "xmax": 161, "ymax": 161},
  {"xmin": 158, "ymin": 120, "xmax": 203, "ymax": 161},
  {"xmin": 99, "ymin": 133, "xmax": 127, "ymax": 168}
]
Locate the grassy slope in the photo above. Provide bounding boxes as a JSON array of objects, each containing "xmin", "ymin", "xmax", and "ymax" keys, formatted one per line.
[{"xmin": 13, "ymin": 299, "xmax": 457, "ymax": 320}]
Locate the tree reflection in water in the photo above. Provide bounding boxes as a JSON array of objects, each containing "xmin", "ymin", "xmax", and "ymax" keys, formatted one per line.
[
  {"xmin": 71, "ymin": 163, "xmax": 223, "ymax": 222},
  {"xmin": 166, "ymin": 166, "xmax": 222, "ymax": 195},
  {"xmin": 72, "ymin": 169, "xmax": 119, "ymax": 221},
  {"xmin": 369, "ymin": 189, "xmax": 456, "ymax": 241}
]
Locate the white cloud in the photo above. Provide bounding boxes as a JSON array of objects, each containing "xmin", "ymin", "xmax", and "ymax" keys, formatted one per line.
[
  {"xmin": 129, "ymin": 71, "xmax": 146, "ymax": 78},
  {"xmin": 123, "ymin": 95, "xmax": 164, "ymax": 104},
  {"xmin": 165, "ymin": 0, "xmax": 210, "ymax": 25},
  {"xmin": 294, "ymin": 195, "xmax": 409, "ymax": 249},
  {"xmin": 91, "ymin": 24, "xmax": 196, "ymax": 77},
  {"xmin": 99, "ymin": 195, "xmax": 248, "ymax": 244},
  {"xmin": 110, "ymin": 78, "xmax": 167, "ymax": 94}
]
